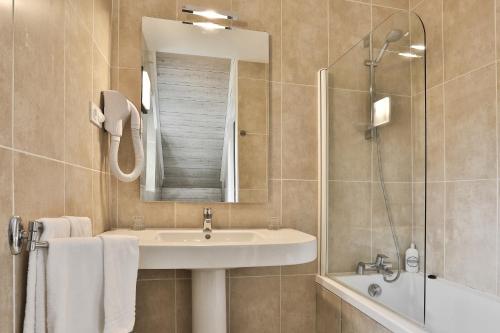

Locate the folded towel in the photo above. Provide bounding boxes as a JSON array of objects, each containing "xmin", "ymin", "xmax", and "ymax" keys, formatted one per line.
[
  {"xmin": 23, "ymin": 218, "xmax": 71, "ymax": 333},
  {"xmin": 64, "ymin": 216, "xmax": 92, "ymax": 237},
  {"xmin": 100, "ymin": 235, "xmax": 139, "ymax": 333},
  {"xmin": 46, "ymin": 237, "xmax": 104, "ymax": 333}
]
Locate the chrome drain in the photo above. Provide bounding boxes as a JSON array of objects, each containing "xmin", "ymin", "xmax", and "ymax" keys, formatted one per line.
[{"xmin": 368, "ymin": 283, "xmax": 382, "ymax": 297}]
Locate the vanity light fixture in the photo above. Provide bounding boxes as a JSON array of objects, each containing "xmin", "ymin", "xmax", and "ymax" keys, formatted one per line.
[
  {"xmin": 398, "ymin": 52, "xmax": 422, "ymax": 58},
  {"xmin": 182, "ymin": 21, "xmax": 231, "ymax": 30},
  {"xmin": 182, "ymin": 6, "xmax": 236, "ymax": 20}
]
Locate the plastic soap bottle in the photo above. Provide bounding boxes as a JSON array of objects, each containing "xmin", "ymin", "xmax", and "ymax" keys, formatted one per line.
[{"xmin": 405, "ymin": 243, "xmax": 419, "ymax": 273}]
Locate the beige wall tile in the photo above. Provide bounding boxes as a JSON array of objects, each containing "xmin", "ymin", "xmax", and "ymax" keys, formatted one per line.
[
  {"xmin": 426, "ymin": 86, "xmax": 444, "ymax": 182},
  {"xmin": 239, "ymin": 134, "xmax": 268, "ymax": 191},
  {"xmin": 93, "ymin": 0, "xmax": 112, "ymax": 63},
  {"xmin": 329, "ymin": 89, "xmax": 371, "ymax": 181},
  {"xmin": 426, "ymin": 182, "xmax": 444, "ymax": 276},
  {"xmin": 281, "ymin": 275, "xmax": 316, "ymax": 333},
  {"xmin": 230, "ymin": 266, "xmax": 281, "ymax": 277},
  {"xmin": 445, "ymin": 180, "xmax": 497, "ymax": 293},
  {"xmin": 282, "ymin": 0, "xmax": 328, "ymax": 85},
  {"xmin": 229, "ymin": 203, "xmax": 270, "ymax": 228},
  {"xmin": 0, "ymin": 148, "xmax": 13, "ymax": 333},
  {"xmin": 329, "ymin": 45, "xmax": 370, "ymax": 92},
  {"xmin": 93, "ymin": 171, "xmax": 114, "ymax": 234},
  {"xmin": 0, "ymin": 0, "xmax": 12, "ymax": 147},
  {"xmin": 68, "ymin": 0, "xmax": 93, "ymax": 31},
  {"xmin": 144, "ymin": 0, "xmax": 177, "ymax": 19},
  {"xmin": 282, "ymin": 180, "xmax": 318, "ymax": 236},
  {"xmin": 374, "ymin": 52, "xmax": 412, "ymax": 96},
  {"xmin": 65, "ymin": 165, "xmax": 93, "ymax": 218},
  {"xmin": 111, "ymin": 0, "xmax": 119, "ymax": 67},
  {"xmin": 13, "ymin": 153, "xmax": 65, "ymax": 222},
  {"xmin": 444, "ymin": 64, "xmax": 497, "ymax": 181},
  {"xmin": 329, "ymin": 181, "xmax": 371, "ymax": 273},
  {"xmin": 443, "ymin": 0, "xmax": 495, "ymax": 80},
  {"xmin": 118, "ymin": 68, "xmax": 141, "ymax": 109},
  {"xmin": 412, "ymin": 92, "xmax": 425, "ymax": 182},
  {"xmin": 371, "ymin": 5, "xmax": 403, "ymax": 31},
  {"xmin": 230, "ymin": 276, "xmax": 280, "ymax": 333},
  {"xmin": 238, "ymin": 78, "xmax": 268, "ymax": 134},
  {"xmin": 316, "ymin": 285, "xmax": 341, "ymax": 333},
  {"xmin": 92, "ymin": 46, "xmax": 111, "ymax": 172},
  {"xmin": 373, "ymin": 0, "xmax": 409, "ymax": 10},
  {"xmin": 270, "ymin": 83, "xmax": 281, "ymax": 179},
  {"xmin": 65, "ymin": 5, "xmax": 93, "ymax": 168},
  {"xmin": 175, "ymin": 202, "xmax": 229, "ymax": 228},
  {"xmin": 138, "ymin": 269, "xmax": 175, "ymax": 280},
  {"xmin": 232, "ymin": 0, "xmax": 281, "ymax": 81},
  {"xmin": 282, "ymin": 84, "xmax": 317, "ymax": 180},
  {"xmin": 329, "ymin": 0, "xmax": 371, "ymax": 63},
  {"xmin": 175, "ymin": 279, "xmax": 192, "ymax": 333},
  {"xmin": 118, "ymin": 0, "xmax": 142, "ymax": 68},
  {"xmin": 413, "ymin": 0, "xmax": 444, "ymax": 89},
  {"xmin": 13, "ymin": 0, "xmax": 65, "ymax": 160},
  {"xmin": 135, "ymin": 279, "xmax": 176, "ymax": 332},
  {"xmin": 341, "ymin": 301, "xmax": 391, "ymax": 333},
  {"xmin": 117, "ymin": 180, "xmax": 175, "ymax": 228}
]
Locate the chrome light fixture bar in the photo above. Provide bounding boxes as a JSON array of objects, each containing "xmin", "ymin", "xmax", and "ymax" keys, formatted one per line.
[
  {"xmin": 182, "ymin": 5, "xmax": 237, "ymax": 20},
  {"xmin": 182, "ymin": 21, "xmax": 231, "ymax": 30}
]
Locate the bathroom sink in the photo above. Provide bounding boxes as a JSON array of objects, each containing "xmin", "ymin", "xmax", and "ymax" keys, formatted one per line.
[
  {"xmin": 101, "ymin": 228, "xmax": 317, "ymax": 269},
  {"xmin": 102, "ymin": 228, "xmax": 316, "ymax": 333}
]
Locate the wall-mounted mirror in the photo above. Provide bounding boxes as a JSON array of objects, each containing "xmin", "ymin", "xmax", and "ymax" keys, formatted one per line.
[{"xmin": 140, "ymin": 17, "xmax": 269, "ymax": 203}]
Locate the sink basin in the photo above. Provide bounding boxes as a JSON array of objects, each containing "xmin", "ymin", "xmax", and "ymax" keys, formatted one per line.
[
  {"xmin": 101, "ymin": 228, "xmax": 317, "ymax": 333},
  {"xmin": 156, "ymin": 230, "xmax": 262, "ymax": 243},
  {"xmin": 101, "ymin": 228, "xmax": 317, "ymax": 269}
]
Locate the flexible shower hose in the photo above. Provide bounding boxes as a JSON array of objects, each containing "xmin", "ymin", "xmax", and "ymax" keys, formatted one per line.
[{"xmin": 375, "ymin": 128, "xmax": 401, "ymax": 283}]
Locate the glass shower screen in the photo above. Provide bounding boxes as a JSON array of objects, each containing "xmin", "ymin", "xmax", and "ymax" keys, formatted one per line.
[{"xmin": 320, "ymin": 11, "xmax": 426, "ymax": 325}]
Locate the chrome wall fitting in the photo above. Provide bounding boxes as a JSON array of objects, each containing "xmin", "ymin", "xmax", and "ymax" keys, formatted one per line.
[
  {"xmin": 8, "ymin": 216, "xmax": 24, "ymax": 255},
  {"xmin": 8, "ymin": 216, "xmax": 49, "ymax": 255}
]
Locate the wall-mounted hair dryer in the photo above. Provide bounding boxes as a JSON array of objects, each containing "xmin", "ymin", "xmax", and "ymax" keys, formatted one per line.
[{"xmin": 103, "ymin": 90, "xmax": 144, "ymax": 182}]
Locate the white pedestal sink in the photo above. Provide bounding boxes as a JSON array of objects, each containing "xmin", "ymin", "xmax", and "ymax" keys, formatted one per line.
[{"xmin": 102, "ymin": 228, "xmax": 317, "ymax": 333}]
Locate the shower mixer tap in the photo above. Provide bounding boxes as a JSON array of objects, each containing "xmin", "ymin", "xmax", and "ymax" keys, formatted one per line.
[{"xmin": 356, "ymin": 254, "xmax": 393, "ymax": 276}]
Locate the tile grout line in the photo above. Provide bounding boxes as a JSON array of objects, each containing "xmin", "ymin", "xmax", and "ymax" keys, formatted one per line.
[
  {"xmin": 279, "ymin": 1, "xmax": 284, "ymax": 331},
  {"xmin": 494, "ymin": 0, "xmax": 499, "ymax": 296},
  {"xmin": 441, "ymin": 0, "xmax": 447, "ymax": 278}
]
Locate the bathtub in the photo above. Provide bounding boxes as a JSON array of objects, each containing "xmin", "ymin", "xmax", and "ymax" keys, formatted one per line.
[{"xmin": 316, "ymin": 273, "xmax": 500, "ymax": 333}]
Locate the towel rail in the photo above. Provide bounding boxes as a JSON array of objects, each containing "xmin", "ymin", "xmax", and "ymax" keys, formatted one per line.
[{"xmin": 8, "ymin": 216, "xmax": 49, "ymax": 255}]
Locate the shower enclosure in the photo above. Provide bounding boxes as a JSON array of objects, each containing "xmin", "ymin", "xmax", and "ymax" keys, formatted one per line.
[{"xmin": 319, "ymin": 11, "xmax": 426, "ymax": 325}]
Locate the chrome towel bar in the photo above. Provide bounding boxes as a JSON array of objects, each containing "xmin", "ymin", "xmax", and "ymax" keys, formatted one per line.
[{"xmin": 8, "ymin": 216, "xmax": 48, "ymax": 255}]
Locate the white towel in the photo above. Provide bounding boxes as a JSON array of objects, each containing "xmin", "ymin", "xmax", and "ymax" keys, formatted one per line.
[
  {"xmin": 23, "ymin": 217, "xmax": 71, "ymax": 333},
  {"xmin": 100, "ymin": 235, "xmax": 139, "ymax": 333},
  {"xmin": 64, "ymin": 216, "xmax": 92, "ymax": 237},
  {"xmin": 46, "ymin": 237, "xmax": 104, "ymax": 333}
]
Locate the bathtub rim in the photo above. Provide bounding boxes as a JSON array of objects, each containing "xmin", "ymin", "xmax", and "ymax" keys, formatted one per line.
[{"xmin": 316, "ymin": 274, "xmax": 427, "ymax": 333}]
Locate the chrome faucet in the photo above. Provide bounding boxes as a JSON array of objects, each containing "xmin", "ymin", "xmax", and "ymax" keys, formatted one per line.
[
  {"xmin": 203, "ymin": 208, "xmax": 212, "ymax": 239},
  {"xmin": 356, "ymin": 254, "xmax": 393, "ymax": 276}
]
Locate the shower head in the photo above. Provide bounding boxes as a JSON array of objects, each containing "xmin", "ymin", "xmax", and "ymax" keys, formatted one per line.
[
  {"xmin": 373, "ymin": 29, "xmax": 404, "ymax": 64},
  {"xmin": 384, "ymin": 29, "xmax": 404, "ymax": 43}
]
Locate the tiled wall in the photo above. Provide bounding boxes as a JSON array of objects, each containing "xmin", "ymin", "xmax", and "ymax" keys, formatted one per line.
[
  {"xmin": 112, "ymin": 0, "xmax": 321, "ymax": 331},
  {"xmin": 412, "ymin": 0, "xmax": 500, "ymax": 296},
  {"xmin": 0, "ymin": 0, "xmax": 113, "ymax": 332},
  {"xmin": 316, "ymin": 285, "xmax": 391, "ymax": 333}
]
